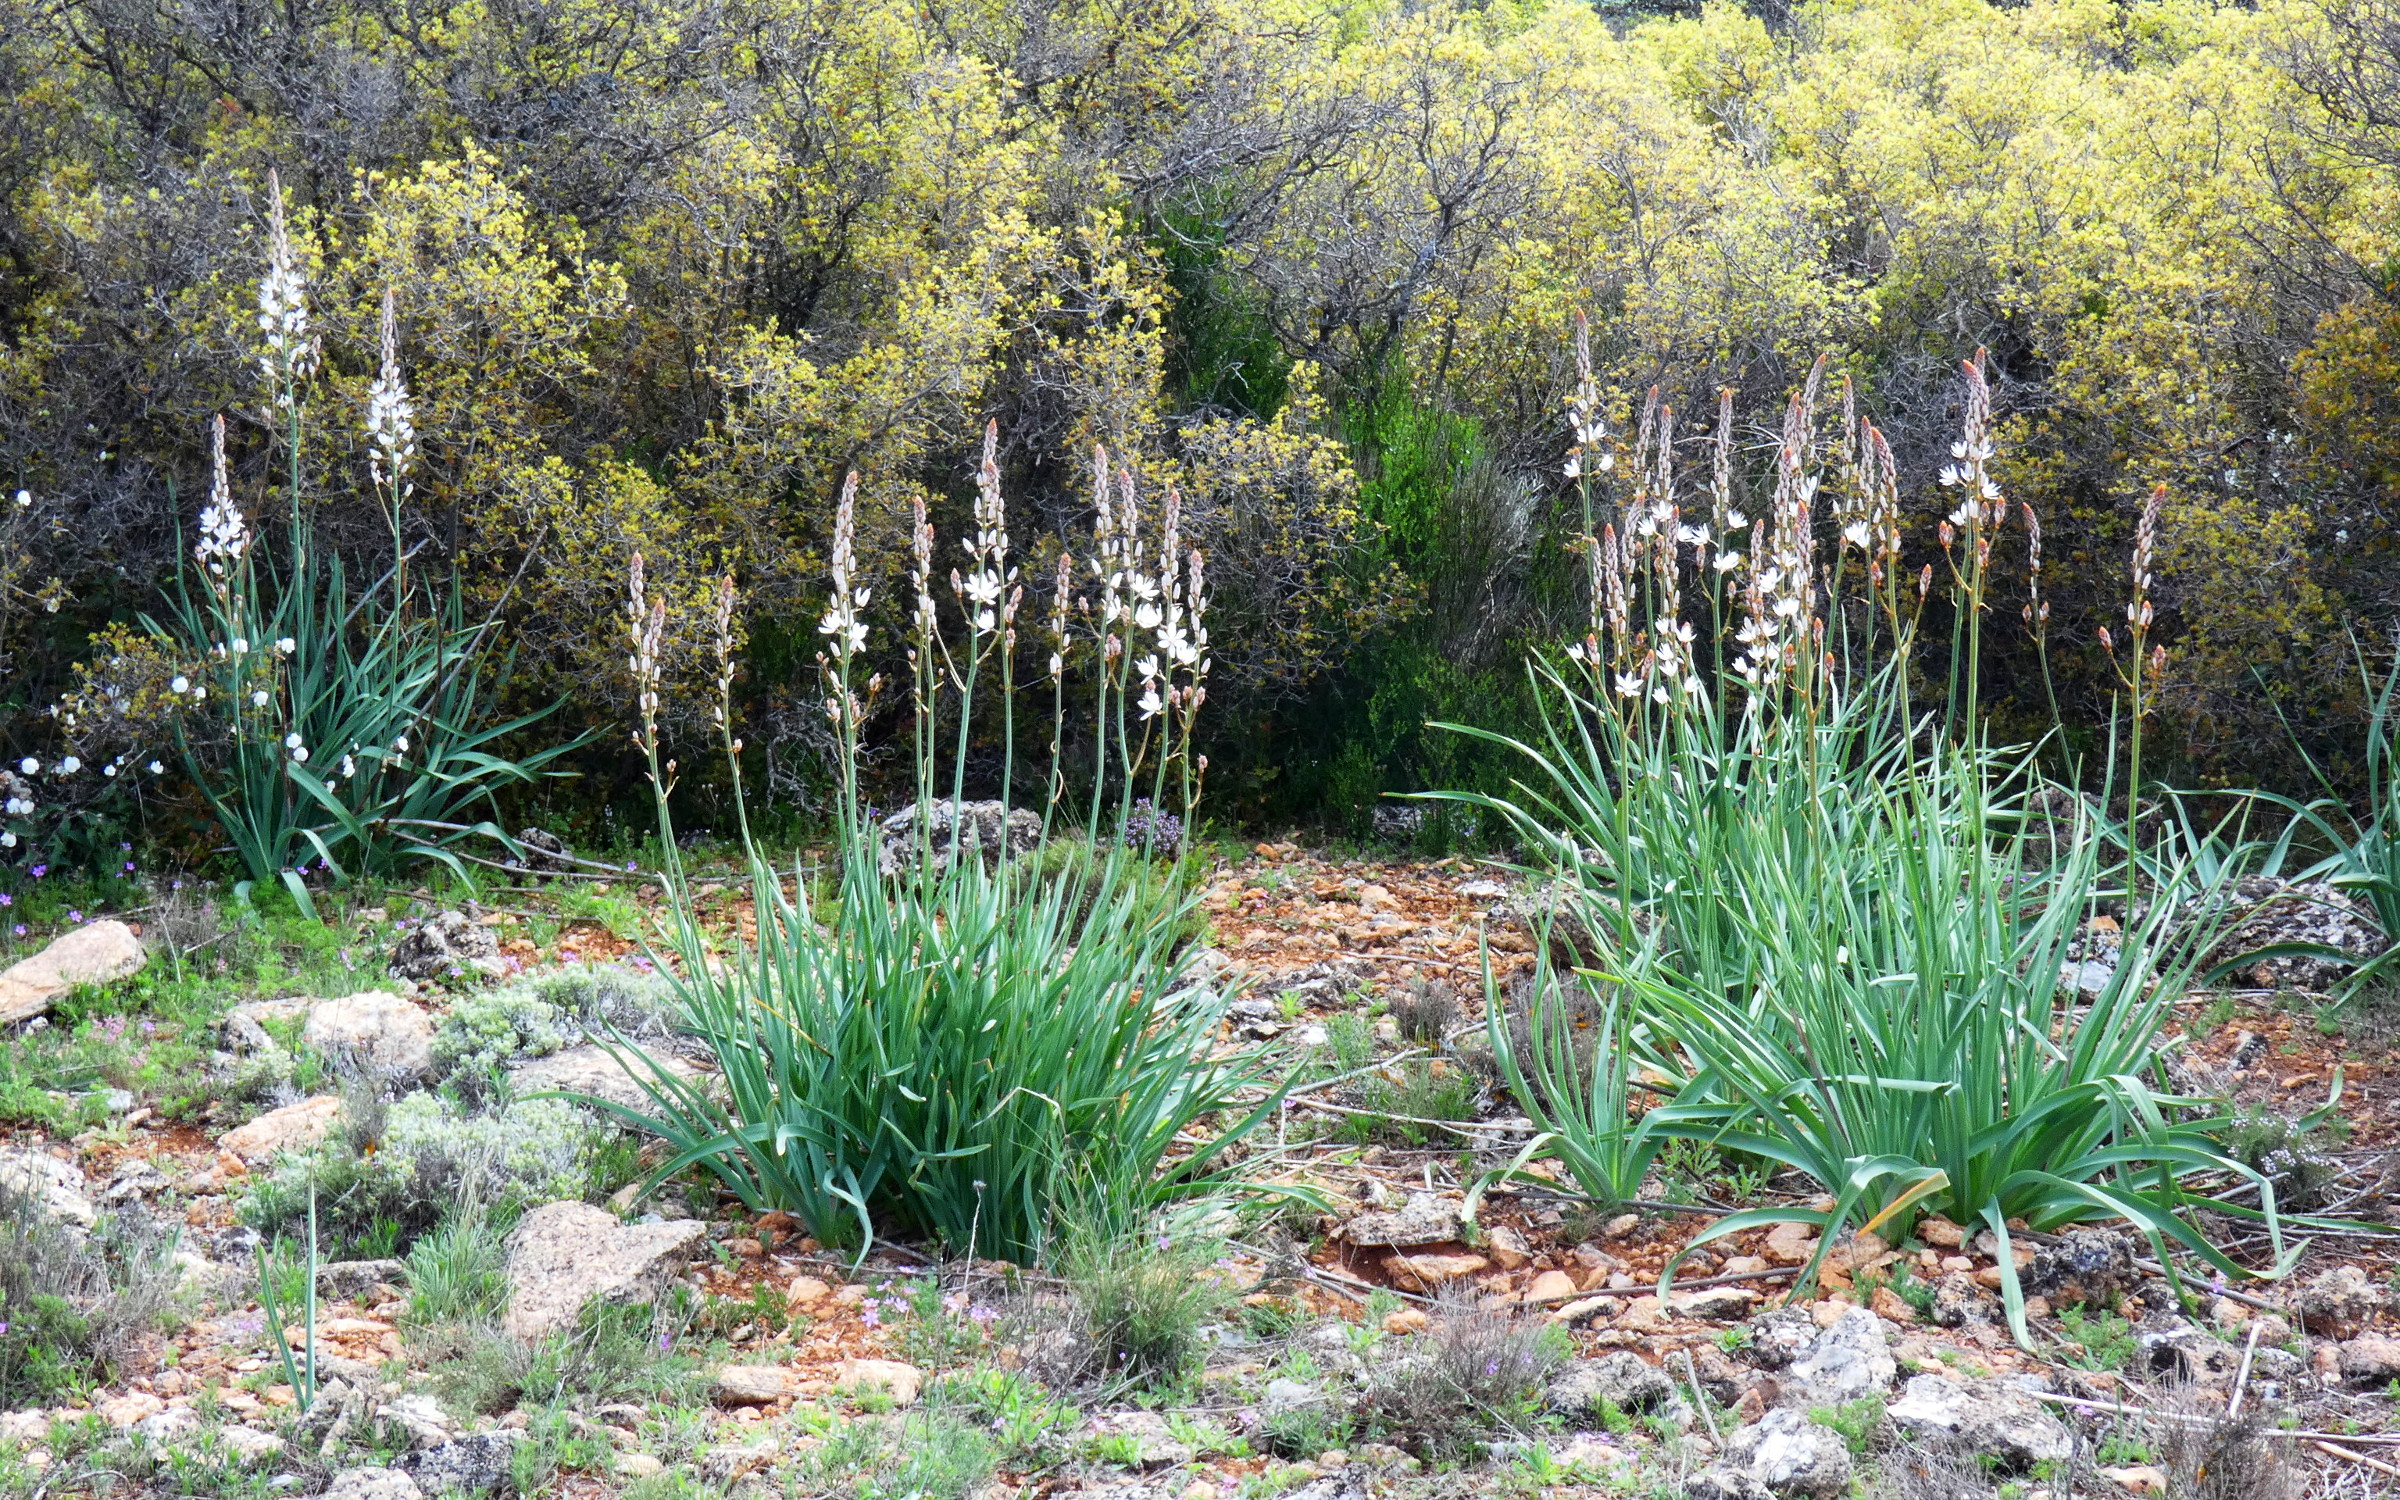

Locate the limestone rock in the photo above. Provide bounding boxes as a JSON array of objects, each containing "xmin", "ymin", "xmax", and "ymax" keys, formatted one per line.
[
  {"xmin": 1546, "ymin": 1352, "xmax": 1676, "ymax": 1419},
  {"xmin": 501, "ymin": 1201, "xmax": 708, "ymax": 1341},
  {"xmin": 220, "ymin": 1096, "xmax": 342, "ymax": 1162},
  {"xmin": 0, "ymin": 1411, "xmax": 48, "ymax": 1443},
  {"xmin": 616, "ymin": 1454, "xmax": 666, "ymax": 1479},
  {"xmin": 2339, "ymin": 1334, "xmax": 2400, "ymax": 1387},
  {"xmin": 96, "ymin": 1392, "xmax": 163, "ymax": 1428},
  {"xmin": 1786, "ymin": 1307, "xmax": 1896, "ymax": 1401},
  {"xmin": 1721, "ymin": 1409, "xmax": 1854, "ymax": 1498},
  {"xmin": 1762, "ymin": 1222, "xmax": 1818, "ymax": 1266},
  {"xmin": 827, "ymin": 1358, "xmax": 922, "ymax": 1405},
  {"xmin": 2020, "ymin": 1229, "xmax": 2139, "ymax": 1310},
  {"xmin": 1741, "ymin": 1307, "xmax": 1820, "ymax": 1370},
  {"xmin": 1380, "ymin": 1249, "xmax": 1487, "ymax": 1291},
  {"xmin": 1089, "ymin": 1410, "xmax": 1196, "ymax": 1467},
  {"xmin": 1885, "ymin": 1374, "xmax": 2073, "ymax": 1471},
  {"xmin": 0, "ymin": 920, "xmax": 146, "ymax": 1025},
  {"xmin": 1338, "ymin": 1191, "xmax": 1462, "ymax": 1248},
  {"xmin": 302, "ymin": 991, "xmax": 435, "ymax": 1080},
  {"xmin": 2210, "ymin": 878, "xmax": 2388, "ymax": 992},
  {"xmin": 508, "ymin": 1042, "xmax": 709, "ymax": 1115},
  {"xmin": 219, "ymin": 1426, "xmax": 284, "ymax": 1461},
  {"xmin": 1687, "ymin": 1468, "xmax": 1776, "ymax": 1500},
  {"xmin": 2294, "ymin": 1264, "xmax": 2382, "ymax": 1340},
  {"xmin": 319, "ymin": 1259, "xmax": 408, "ymax": 1300},
  {"xmin": 715, "ymin": 1365, "xmax": 795, "ymax": 1404},
  {"xmin": 0, "ymin": 1149, "xmax": 94, "ymax": 1227},
  {"xmin": 323, "ymin": 1468, "xmax": 423, "ymax": 1500},
  {"xmin": 876, "ymin": 800, "xmax": 1041, "ymax": 876},
  {"xmin": 409, "ymin": 1433, "xmax": 524, "ymax": 1495},
  {"xmin": 135, "ymin": 1407, "xmax": 200, "ymax": 1444},
  {"xmin": 375, "ymin": 1393, "xmax": 455, "ymax": 1451},
  {"xmin": 1928, "ymin": 1272, "xmax": 1995, "ymax": 1328},
  {"xmin": 388, "ymin": 911, "xmax": 504, "ymax": 984}
]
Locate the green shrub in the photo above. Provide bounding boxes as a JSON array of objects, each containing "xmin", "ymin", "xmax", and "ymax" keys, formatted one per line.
[
  {"xmin": 1358, "ymin": 1296, "xmax": 1566, "ymax": 1460},
  {"xmin": 0, "ymin": 1187, "xmax": 179, "ymax": 1405},
  {"xmin": 430, "ymin": 989, "xmax": 568, "ymax": 1090},
  {"xmin": 244, "ymin": 1092, "xmax": 608, "ymax": 1251},
  {"xmin": 1060, "ymin": 1232, "xmax": 1235, "ymax": 1391}
]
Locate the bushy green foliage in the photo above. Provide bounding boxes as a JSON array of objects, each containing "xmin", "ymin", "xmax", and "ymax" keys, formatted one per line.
[
  {"xmin": 1060, "ymin": 1233, "xmax": 1235, "ymax": 1391},
  {"xmin": 430, "ymin": 989, "xmax": 569, "ymax": 1087},
  {"xmin": 244, "ymin": 1093, "xmax": 611, "ymax": 1252},
  {"xmin": 0, "ymin": 1188, "xmax": 179, "ymax": 1406}
]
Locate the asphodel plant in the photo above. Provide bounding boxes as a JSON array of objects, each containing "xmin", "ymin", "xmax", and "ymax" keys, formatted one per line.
[
  {"xmin": 1439, "ymin": 330, "xmax": 2297, "ymax": 1347},
  {"xmin": 600, "ymin": 433, "xmax": 1285, "ymax": 1266}
]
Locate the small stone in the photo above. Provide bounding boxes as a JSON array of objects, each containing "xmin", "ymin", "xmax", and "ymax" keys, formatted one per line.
[
  {"xmin": 502, "ymin": 1201, "xmax": 708, "ymax": 1341},
  {"xmin": 2294, "ymin": 1264, "xmax": 2382, "ymax": 1340},
  {"xmin": 1546, "ymin": 1352, "xmax": 1676, "ymax": 1418},
  {"xmin": 1721, "ymin": 1409, "xmax": 1853, "ymax": 1498},
  {"xmin": 1381, "ymin": 1250, "xmax": 1488, "ymax": 1292},
  {"xmin": 509, "ymin": 1043, "xmax": 711, "ymax": 1115},
  {"xmin": 1872, "ymin": 1287, "xmax": 1918, "ymax": 1324},
  {"xmin": 0, "ymin": 920, "xmax": 146, "ymax": 1025},
  {"xmin": 220, "ymin": 1096, "xmax": 342, "ymax": 1162},
  {"xmin": 1917, "ymin": 1216, "xmax": 1966, "ymax": 1249},
  {"xmin": 1723, "ymin": 1256, "xmax": 1771, "ymax": 1277},
  {"xmin": 375, "ymin": 1393, "xmax": 453, "ymax": 1450},
  {"xmin": 1688, "ymin": 1465, "xmax": 1775, "ymax": 1500},
  {"xmin": 1601, "ymin": 1213, "xmax": 1639, "ymax": 1240},
  {"xmin": 786, "ymin": 1275, "xmax": 833, "ymax": 1309},
  {"xmin": 617, "ymin": 1455, "xmax": 666, "ymax": 1479},
  {"xmin": 1764, "ymin": 1222, "xmax": 1819, "ymax": 1266},
  {"xmin": 727, "ymin": 1237, "xmax": 764, "ymax": 1259},
  {"xmin": 2020, "ymin": 1229, "xmax": 2139, "ymax": 1310},
  {"xmin": 1886, "ymin": 1373, "xmax": 2073, "ymax": 1471},
  {"xmin": 322, "ymin": 1468, "xmax": 423, "ymax": 1500},
  {"xmin": 1788, "ymin": 1307, "xmax": 1897, "ymax": 1400},
  {"xmin": 388, "ymin": 911, "xmax": 505, "ymax": 983},
  {"xmin": 828, "ymin": 1358, "xmax": 922, "ymax": 1405},
  {"xmin": 1341, "ymin": 1192, "xmax": 1463, "ymax": 1248},
  {"xmin": 0, "ymin": 1411, "xmax": 48, "ymax": 1444},
  {"xmin": 301, "ymin": 991, "xmax": 436, "ymax": 1080},
  {"xmin": 1525, "ymin": 1269, "xmax": 1580, "ymax": 1302},
  {"xmin": 1673, "ymin": 1286, "xmax": 1761, "ymax": 1320},
  {"xmin": 220, "ymin": 1426, "xmax": 284, "ymax": 1461},
  {"xmin": 135, "ymin": 1406, "xmax": 199, "ymax": 1444},
  {"xmin": 1381, "ymin": 1307, "xmax": 1431, "ymax": 1335},
  {"xmin": 715, "ymin": 1365, "xmax": 795, "ymax": 1404},
  {"xmin": 1549, "ymin": 1295, "xmax": 1611, "ymax": 1325},
  {"xmin": 1486, "ymin": 1225, "xmax": 1531, "ymax": 1270},
  {"xmin": 0, "ymin": 1150, "xmax": 94, "ymax": 1227},
  {"xmin": 2100, "ymin": 1466, "xmax": 2170, "ymax": 1495},
  {"xmin": 410, "ymin": 1433, "xmax": 524, "ymax": 1495},
  {"xmin": 96, "ymin": 1392, "xmax": 163, "ymax": 1428}
]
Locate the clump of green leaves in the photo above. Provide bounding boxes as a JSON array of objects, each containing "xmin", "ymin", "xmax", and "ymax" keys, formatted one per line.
[{"xmin": 0, "ymin": 1186, "xmax": 180, "ymax": 1405}]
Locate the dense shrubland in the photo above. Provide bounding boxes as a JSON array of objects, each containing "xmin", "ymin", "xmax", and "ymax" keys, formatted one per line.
[{"xmin": 1, "ymin": 0, "xmax": 2398, "ymax": 850}]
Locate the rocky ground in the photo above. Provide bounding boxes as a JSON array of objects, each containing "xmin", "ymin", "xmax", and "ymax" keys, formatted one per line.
[{"xmin": 1, "ymin": 842, "xmax": 2399, "ymax": 1499}]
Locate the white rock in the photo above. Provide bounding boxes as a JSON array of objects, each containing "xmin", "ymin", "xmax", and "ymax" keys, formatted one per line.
[
  {"xmin": 96, "ymin": 1392, "xmax": 163, "ymax": 1428},
  {"xmin": 507, "ymin": 1043, "xmax": 709, "ymax": 1115},
  {"xmin": 375, "ymin": 1393, "xmax": 454, "ymax": 1450},
  {"xmin": 1886, "ymin": 1373, "xmax": 2073, "ymax": 1470},
  {"xmin": 1457, "ymin": 879, "xmax": 1509, "ymax": 899},
  {"xmin": 136, "ymin": 1406, "xmax": 201, "ymax": 1444},
  {"xmin": 1787, "ymin": 1306, "xmax": 1897, "ymax": 1401},
  {"xmin": 322, "ymin": 1467, "xmax": 423, "ymax": 1500},
  {"xmin": 219, "ymin": 1096, "xmax": 342, "ymax": 1161},
  {"xmin": 714, "ymin": 1365, "xmax": 795, "ymax": 1404},
  {"xmin": 1722, "ymin": 1408, "xmax": 1853, "ymax": 1498},
  {"xmin": 616, "ymin": 1454, "xmax": 666, "ymax": 1478},
  {"xmin": 0, "ymin": 1410, "xmax": 48, "ymax": 1444},
  {"xmin": 220, "ymin": 1426, "xmax": 285, "ymax": 1461},
  {"xmin": 502, "ymin": 1201, "xmax": 708, "ymax": 1341},
  {"xmin": 302, "ymin": 991, "xmax": 435, "ymax": 1080},
  {"xmin": 827, "ymin": 1358, "xmax": 922, "ymax": 1405},
  {"xmin": 0, "ymin": 921, "xmax": 146, "ymax": 1025},
  {"xmin": 0, "ymin": 1150, "xmax": 93, "ymax": 1227}
]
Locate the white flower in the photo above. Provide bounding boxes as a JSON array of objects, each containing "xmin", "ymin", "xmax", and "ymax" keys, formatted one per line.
[
  {"xmin": 1842, "ymin": 522, "xmax": 1871, "ymax": 549},
  {"xmin": 256, "ymin": 171, "xmax": 318, "ymax": 400},
  {"xmin": 251, "ymin": 690, "xmax": 269, "ymax": 707},
  {"xmin": 11, "ymin": 490, "xmax": 26, "ymax": 508},
  {"xmin": 192, "ymin": 686, "xmax": 206, "ymax": 700},
  {"xmin": 275, "ymin": 637, "xmax": 296, "ymax": 655},
  {"xmin": 290, "ymin": 745, "xmax": 308, "ymax": 763},
  {"xmin": 1713, "ymin": 550, "xmax": 1744, "ymax": 572},
  {"xmin": 103, "ymin": 763, "xmax": 116, "ymax": 777},
  {"xmin": 1, "ymin": 834, "xmax": 15, "ymax": 849},
  {"xmin": 147, "ymin": 761, "xmax": 163, "ymax": 775},
  {"xmin": 15, "ymin": 758, "xmax": 33, "ymax": 775},
  {"xmin": 393, "ymin": 733, "xmax": 408, "ymax": 753},
  {"xmin": 340, "ymin": 755, "xmax": 356, "ymax": 778},
  {"xmin": 56, "ymin": 756, "xmax": 78, "ymax": 774},
  {"xmin": 1137, "ymin": 686, "xmax": 1163, "ymax": 718},
  {"xmin": 171, "ymin": 675, "xmax": 190, "ymax": 694},
  {"xmin": 231, "ymin": 637, "xmax": 249, "ymax": 654},
  {"xmin": 283, "ymin": 732, "xmax": 303, "ymax": 749}
]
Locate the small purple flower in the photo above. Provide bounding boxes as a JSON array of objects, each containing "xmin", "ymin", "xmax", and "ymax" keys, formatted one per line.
[
  {"xmin": 12, "ymin": 926, "xmax": 25, "ymax": 938},
  {"xmin": 1, "ymin": 894, "xmax": 14, "ymax": 907},
  {"xmin": 625, "ymin": 861, "xmax": 637, "ymax": 872},
  {"xmin": 141, "ymin": 1020, "xmax": 155, "ymax": 1035},
  {"xmin": 656, "ymin": 1332, "xmax": 672, "ymax": 1354},
  {"xmin": 29, "ymin": 864, "xmax": 45, "ymax": 878},
  {"xmin": 123, "ymin": 862, "xmax": 135, "ymax": 874},
  {"xmin": 66, "ymin": 910, "xmax": 82, "ymax": 923},
  {"xmin": 170, "ymin": 879, "xmax": 182, "ymax": 891}
]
